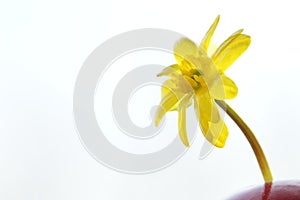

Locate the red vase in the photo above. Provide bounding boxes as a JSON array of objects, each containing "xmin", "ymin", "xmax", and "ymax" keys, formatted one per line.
[{"xmin": 226, "ymin": 180, "xmax": 300, "ymax": 200}]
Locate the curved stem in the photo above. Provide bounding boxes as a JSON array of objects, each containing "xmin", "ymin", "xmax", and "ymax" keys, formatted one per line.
[{"xmin": 215, "ymin": 100, "xmax": 273, "ymax": 183}]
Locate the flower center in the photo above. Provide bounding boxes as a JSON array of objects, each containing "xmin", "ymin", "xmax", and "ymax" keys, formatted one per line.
[{"xmin": 183, "ymin": 69, "xmax": 203, "ymax": 90}]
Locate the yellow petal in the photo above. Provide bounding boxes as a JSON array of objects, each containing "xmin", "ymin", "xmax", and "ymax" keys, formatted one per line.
[
  {"xmin": 212, "ymin": 29, "xmax": 243, "ymax": 57},
  {"xmin": 177, "ymin": 75, "xmax": 194, "ymax": 94},
  {"xmin": 206, "ymin": 120, "xmax": 229, "ymax": 148},
  {"xmin": 178, "ymin": 94, "xmax": 193, "ymax": 147},
  {"xmin": 194, "ymin": 74, "xmax": 226, "ymax": 100},
  {"xmin": 194, "ymin": 89, "xmax": 228, "ymax": 147},
  {"xmin": 207, "ymin": 43, "xmax": 218, "ymax": 57},
  {"xmin": 194, "ymin": 53, "xmax": 217, "ymax": 78},
  {"xmin": 155, "ymin": 90, "xmax": 180, "ymax": 126},
  {"xmin": 194, "ymin": 88, "xmax": 220, "ymax": 123},
  {"xmin": 212, "ymin": 31, "xmax": 251, "ymax": 72},
  {"xmin": 200, "ymin": 15, "xmax": 220, "ymax": 52},
  {"xmin": 161, "ymin": 78, "xmax": 193, "ymax": 110},
  {"xmin": 174, "ymin": 38, "xmax": 198, "ymax": 70},
  {"xmin": 157, "ymin": 64, "xmax": 181, "ymax": 77},
  {"xmin": 161, "ymin": 79, "xmax": 175, "ymax": 98},
  {"xmin": 221, "ymin": 29, "xmax": 243, "ymax": 43},
  {"xmin": 158, "ymin": 66, "xmax": 191, "ymax": 101},
  {"xmin": 206, "ymin": 75, "xmax": 225, "ymax": 100},
  {"xmin": 221, "ymin": 75, "xmax": 238, "ymax": 99},
  {"xmin": 160, "ymin": 80, "xmax": 180, "ymax": 111}
]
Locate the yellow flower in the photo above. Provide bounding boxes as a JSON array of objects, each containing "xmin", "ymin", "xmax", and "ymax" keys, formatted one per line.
[{"xmin": 155, "ymin": 15, "xmax": 251, "ymax": 148}]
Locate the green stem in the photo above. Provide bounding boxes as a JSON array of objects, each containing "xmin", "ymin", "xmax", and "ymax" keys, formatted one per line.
[{"xmin": 215, "ymin": 100, "xmax": 273, "ymax": 183}]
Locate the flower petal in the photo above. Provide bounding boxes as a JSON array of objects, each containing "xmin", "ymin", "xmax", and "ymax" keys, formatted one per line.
[
  {"xmin": 155, "ymin": 90, "xmax": 180, "ymax": 126},
  {"xmin": 194, "ymin": 88, "xmax": 220, "ymax": 123},
  {"xmin": 161, "ymin": 79, "xmax": 175, "ymax": 98},
  {"xmin": 202, "ymin": 75, "xmax": 238, "ymax": 100},
  {"xmin": 174, "ymin": 38, "xmax": 198, "ymax": 70},
  {"xmin": 194, "ymin": 89, "xmax": 228, "ymax": 147},
  {"xmin": 212, "ymin": 31, "xmax": 251, "ymax": 72},
  {"xmin": 206, "ymin": 75, "xmax": 226, "ymax": 100},
  {"xmin": 160, "ymin": 79, "xmax": 181, "ymax": 111},
  {"xmin": 212, "ymin": 29, "xmax": 243, "ymax": 58},
  {"xmin": 206, "ymin": 120, "xmax": 229, "ymax": 148},
  {"xmin": 194, "ymin": 74, "xmax": 226, "ymax": 100},
  {"xmin": 157, "ymin": 64, "xmax": 181, "ymax": 77},
  {"xmin": 200, "ymin": 15, "xmax": 220, "ymax": 52},
  {"xmin": 178, "ymin": 94, "xmax": 193, "ymax": 147},
  {"xmin": 221, "ymin": 75, "xmax": 238, "ymax": 99}
]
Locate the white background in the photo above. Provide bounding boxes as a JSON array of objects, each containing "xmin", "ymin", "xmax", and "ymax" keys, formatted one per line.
[{"xmin": 1, "ymin": 0, "xmax": 300, "ymax": 199}]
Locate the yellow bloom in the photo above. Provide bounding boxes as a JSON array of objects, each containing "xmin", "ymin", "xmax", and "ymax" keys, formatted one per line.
[{"xmin": 155, "ymin": 15, "xmax": 251, "ymax": 148}]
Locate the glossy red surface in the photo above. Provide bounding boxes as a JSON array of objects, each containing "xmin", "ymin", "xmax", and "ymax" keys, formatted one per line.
[{"xmin": 226, "ymin": 181, "xmax": 300, "ymax": 200}]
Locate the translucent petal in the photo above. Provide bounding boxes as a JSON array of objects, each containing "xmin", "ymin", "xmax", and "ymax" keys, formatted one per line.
[
  {"xmin": 174, "ymin": 38, "xmax": 198, "ymax": 70},
  {"xmin": 158, "ymin": 66, "xmax": 193, "ymax": 94},
  {"xmin": 198, "ymin": 74, "xmax": 238, "ymax": 100},
  {"xmin": 221, "ymin": 75, "xmax": 238, "ymax": 99},
  {"xmin": 212, "ymin": 29, "xmax": 243, "ymax": 57},
  {"xmin": 194, "ymin": 88, "xmax": 220, "ymax": 123},
  {"xmin": 206, "ymin": 75, "xmax": 226, "ymax": 100},
  {"xmin": 212, "ymin": 31, "xmax": 251, "ymax": 72},
  {"xmin": 161, "ymin": 80, "xmax": 175, "ymax": 98},
  {"xmin": 206, "ymin": 120, "xmax": 229, "ymax": 148},
  {"xmin": 200, "ymin": 15, "xmax": 220, "ymax": 52},
  {"xmin": 177, "ymin": 75, "xmax": 194, "ymax": 94},
  {"xmin": 155, "ymin": 90, "xmax": 180, "ymax": 126},
  {"xmin": 160, "ymin": 80, "xmax": 181, "ymax": 111},
  {"xmin": 178, "ymin": 94, "xmax": 192, "ymax": 147},
  {"xmin": 157, "ymin": 64, "xmax": 181, "ymax": 78},
  {"xmin": 194, "ymin": 74, "xmax": 226, "ymax": 100},
  {"xmin": 193, "ymin": 53, "xmax": 218, "ymax": 78},
  {"xmin": 194, "ymin": 89, "xmax": 228, "ymax": 147},
  {"xmin": 207, "ymin": 43, "xmax": 217, "ymax": 57}
]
